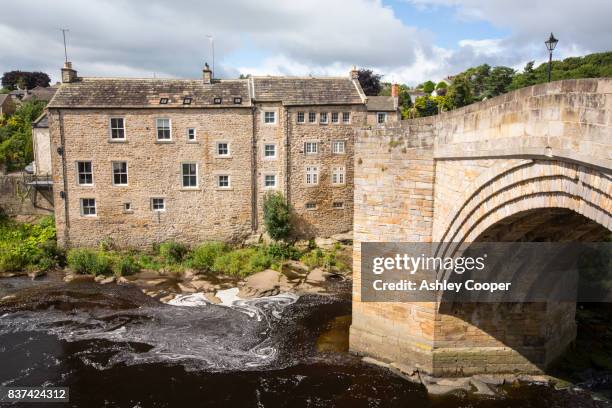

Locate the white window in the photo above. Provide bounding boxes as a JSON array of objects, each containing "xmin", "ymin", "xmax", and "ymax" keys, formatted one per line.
[
  {"xmin": 264, "ymin": 174, "xmax": 277, "ymax": 188},
  {"xmin": 187, "ymin": 128, "xmax": 196, "ymax": 141},
  {"xmin": 264, "ymin": 143, "xmax": 276, "ymax": 159},
  {"xmin": 80, "ymin": 198, "xmax": 96, "ymax": 216},
  {"xmin": 331, "ymin": 112, "xmax": 339, "ymax": 123},
  {"xmin": 182, "ymin": 163, "xmax": 198, "ymax": 188},
  {"xmin": 332, "ymin": 166, "xmax": 345, "ymax": 185},
  {"xmin": 305, "ymin": 202, "xmax": 317, "ymax": 210},
  {"xmin": 156, "ymin": 118, "xmax": 171, "ymax": 140},
  {"xmin": 305, "ymin": 166, "xmax": 319, "ymax": 185},
  {"xmin": 112, "ymin": 161, "xmax": 128, "ymax": 185},
  {"xmin": 297, "ymin": 112, "xmax": 305, "ymax": 123},
  {"xmin": 217, "ymin": 175, "xmax": 230, "ymax": 188},
  {"xmin": 332, "ymin": 140, "xmax": 345, "ymax": 154},
  {"xmin": 76, "ymin": 161, "xmax": 93, "ymax": 185},
  {"xmin": 123, "ymin": 202, "xmax": 132, "ymax": 212},
  {"xmin": 216, "ymin": 142, "xmax": 230, "ymax": 156},
  {"xmin": 151, "ymin": 197, "xmax": 165, "ymax": 211},
  {"xmin": 110, "ymin": 118, "xmax": 125, "ymax": 140},
  {"xmin": 320, "ymin": 112, "xmax": 328, "ymax": 124},
  {"xmin": 304, "ymin": 142, "xmax": 318, "ymax": 155},
  {"xmin": 342, "ymin": 112, "xmax": 350, "ymax": 124},
  {"xmin": 377, "ymin": 112, "xmax": 387, "ymax": 124},
  {"xmin": 308, "ymin": 112, "xmax": 316, "ymax": 123},
  {"xmin": 333, "ymin": 201, "xmax": 344, "ymax": 209},
  {"xmin": 264, "ymin": 111, "xmax": 276, "ymax": 124}
]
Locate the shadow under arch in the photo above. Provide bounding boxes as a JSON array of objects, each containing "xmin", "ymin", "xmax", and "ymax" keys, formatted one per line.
[{"xmin": 436, "ymin": 208, "xmax": 611, "ymax": 373}]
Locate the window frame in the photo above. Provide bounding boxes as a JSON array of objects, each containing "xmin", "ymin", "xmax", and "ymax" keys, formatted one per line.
[
  {"xmin": 305, "ymin": 202, "xmax": 317, "ymax": 210},
  {"xmin": 263, "ymin": 111, "xmax": 276, "ymax": 125},
  {"xmin": 332, "ymin": 201, "xmax": 345, "ymax": 209},
  {"xmin": 80, "ymin": 198, "xmax": 97, "ymax": 217},
  {"xmin": 263, "ymin": 143, "xmax": 277, "ymax": 159},
  {"xmin": 263, "ymin": 173, "xmax": 277, "ymax": 189},
  {"xmin": 305, "ymin": 166, "xmax": 319, "ymax": 186},
  {"xmin": 319, "ymin": 112, "xmax": 328, "ymax": 124},
  {"xmin": 215, "ymin": 141, "xmax": 231, "ymax": 157},
  {"xmin": 304, "ymin": 141, "xmax": 318, "ymax": 155},
  {"xmin": 332, "ymin": 140, "xmax": 346, "ymax": 154},
  {"xmin": 151, "ymin": 197, "xmax": 166, "ymax": 212},
  {"xmin": 187, "ymin": 128, "xmax": 197, "ymax": 142},
  {"xmin": 76, "ymin": 161, "xmax": 93, "ymax": 186},
  {"xmin": 216, "ymin": 174, "xmax": 231, "ymax": 189},
  {"xmin": 297, "ymin": 112, "xmax": 305, "ymax": 123},
  {"xmin": 342, "ymin": 112, "xmax": 351, "ymax": 124},
  {"xmin": 331, "ymin": 112, "xmax": 339, "ymax": 123},
  {"xmin": 308, "ymin": 112, "xmax": 316, "ymax": 123},
  {"xmin": 332, "ymin": 166, "xmax": 346, "ymax": 185},
  {"xmin": 111, "ymin": 161, "xmax": 128, "ymax": 186},
  {"xmin": 181, "ymin": 162, "xmax": 199, "ymax": 188},
  {"xmin": 109, "ymin": 117, "xmax": 126, "ymax": 141},
  {"xmin": 156, "ymin": 118, "xmax": 172, "ymax": 141},
  {"xmin": 377, "ymin": 112, "xmax": 387, "ymax": 124}
]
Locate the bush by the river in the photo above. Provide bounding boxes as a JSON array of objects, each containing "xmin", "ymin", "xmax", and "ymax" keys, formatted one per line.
[
  {"xmin": 0, "ymin": 215, "xmax": 63, "ymax": 273},
  {"xmin": 66, "ymin": 248, "xmax": 140, "ymax": 277}
]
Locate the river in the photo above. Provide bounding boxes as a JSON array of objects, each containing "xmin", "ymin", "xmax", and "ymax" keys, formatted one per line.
[{"xmin": 0, "ymin": 273, "xmax": 609, "ymax": 407}]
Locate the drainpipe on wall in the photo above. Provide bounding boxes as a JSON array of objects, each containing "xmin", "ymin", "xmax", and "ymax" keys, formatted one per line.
[
  {"xmin": 251, "ymin": 105, "xmax": 258, "ymax": 232},
  {"xmin": 284, "ymin": 106, "xmax": 291, "ymax": 204},
  {"xmin": 57, "ymin": 110, "xmax": 70, "ymax": 247}
]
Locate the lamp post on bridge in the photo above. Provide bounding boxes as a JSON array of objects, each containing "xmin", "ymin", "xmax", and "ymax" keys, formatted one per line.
[{"xmin": 545, "ymin": 33, "xmax": 559, "ymax": 82}]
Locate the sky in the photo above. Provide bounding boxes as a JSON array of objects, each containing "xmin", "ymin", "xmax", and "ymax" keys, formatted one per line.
[{"xmin": 0, "ymin": 0, "xmax": 610, "ymax": 86}]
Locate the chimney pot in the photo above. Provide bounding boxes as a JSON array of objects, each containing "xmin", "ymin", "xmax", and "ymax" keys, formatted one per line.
[
  {"xmin": 203, "ymin": 62, "xmax": 213, "ymax": 84},
  {"xmin": 350, "ymin": 65, "xmax": 359, "ymax": 80}
]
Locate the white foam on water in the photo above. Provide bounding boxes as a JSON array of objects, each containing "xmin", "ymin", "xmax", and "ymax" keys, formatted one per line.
[
  {"xmin": 215, "ymin": 287, "xmax": 241, "ymax": 306},
  {"xmin": 168, "ymin": 293, "xmax": 210, "ymax": 307}
]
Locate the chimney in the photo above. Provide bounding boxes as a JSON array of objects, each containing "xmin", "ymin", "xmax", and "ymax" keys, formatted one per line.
[
  {"xmin": 350, "ymin": 65, "xmax": 359, "ymax": 80},
  {"xmin": 61, "ymin": 61, "xmax": 77, "ymax": 83},
  {"xmin": 203, "ymin": 62, "xmax": 212, "ymax": 84},
  {"xmin": 391, "ymin": 83, "xmax": 399, "ymax": 98}
]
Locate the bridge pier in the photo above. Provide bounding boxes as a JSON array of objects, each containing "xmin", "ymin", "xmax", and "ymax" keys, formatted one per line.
[{"xmin": 350, "ymin": 79, "xmax": 612, "ymax": 376}]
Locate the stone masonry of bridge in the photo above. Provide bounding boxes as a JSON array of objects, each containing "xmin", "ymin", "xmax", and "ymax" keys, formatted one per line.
[{"xmin": 350, "ymin": 79, "xmax": 612, "ymax": 376}]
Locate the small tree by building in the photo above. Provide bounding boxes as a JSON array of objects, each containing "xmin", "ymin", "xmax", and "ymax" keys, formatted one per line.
[
  {"xmin": 357, "ymin": 69, "xmax": 383, "ymax": 96},
  {"xmin": 263, "ymin": 191, "xmax": 292, "ymax": 241}
]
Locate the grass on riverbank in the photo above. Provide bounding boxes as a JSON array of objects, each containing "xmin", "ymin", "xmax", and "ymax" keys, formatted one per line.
[
  {"xmin": 0, "ymin": 214, "xmax": 64, "ymax": 273},
  {"xmin": 66, "ymin": 240, "xmax": 347, "ymax": 278}
]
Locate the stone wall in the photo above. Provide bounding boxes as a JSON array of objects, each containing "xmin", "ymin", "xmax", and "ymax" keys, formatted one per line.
[
  {"xmin": 0, "ymin": 173, "xmax": 53, "ymax": 216},
  {"xmin": 350, "ymin": 79, "xmax": 612, "ymax": 376}
]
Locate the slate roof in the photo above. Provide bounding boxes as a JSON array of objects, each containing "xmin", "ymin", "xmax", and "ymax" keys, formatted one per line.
[
  {"xmin": 22, "ymin": 86, "xmax": 57, "ymax": 102},
  {"xmin": 251, "ymin": 77, "xmax": 364, "ymax": 105},
  {"xmin": 366, "ymin": 96, "xmax": 397, "ymax": 112},
  {"xmin": 48, "ymin": 78, "xmax": 252, "ymax": 108},
  {"xmin": 32, "ymin": 112, "xmax": 48, "ymax": 128}
]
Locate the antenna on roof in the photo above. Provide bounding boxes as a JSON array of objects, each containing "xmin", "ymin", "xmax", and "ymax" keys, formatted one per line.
[
  {"xmin": 60, "ymin": 28, "xmax": 70, "ymax": 63},
  {"xmin": 206, "ymin": 35, "xmax": 215, "ymax": 79}
]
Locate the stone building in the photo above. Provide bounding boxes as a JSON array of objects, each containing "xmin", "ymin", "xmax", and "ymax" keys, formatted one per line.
[
  {"xmin": 0, "ymin": 94, "xmax": 16, "ymax": 116},
  {"xmin": 48, "ymin": 62, "xmax": 373, "ymax": 248}
]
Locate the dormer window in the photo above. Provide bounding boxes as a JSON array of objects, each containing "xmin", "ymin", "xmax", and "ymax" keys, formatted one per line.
[
  {"xmin": 233, "ymin": 97, "xmax": 242, "ymax": 104},
  {"xmin": 214, "ymin": 97, "xmax": 222, "ymax": 104},
  {"xmin": 159, "ymin": 98, "xmax": 169, "ymax": 104},
  {"xmin": 183, "ymin": 97, "xmax": 192, "ymax": 105}
]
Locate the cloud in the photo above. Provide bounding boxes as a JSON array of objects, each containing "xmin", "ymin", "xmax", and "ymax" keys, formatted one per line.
[{"xmin": 0, "ymin": 0, "xmax": 609, "ymax": 87}]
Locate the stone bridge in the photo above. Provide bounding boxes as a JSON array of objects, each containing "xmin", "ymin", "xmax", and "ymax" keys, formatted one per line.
[{"xmin": 350, "ymin": 78, "xmax": 612, "ymax": 376}]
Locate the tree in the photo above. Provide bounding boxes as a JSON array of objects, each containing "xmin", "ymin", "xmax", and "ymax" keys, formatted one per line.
[
  {"xmin": 483, "ymin": 66, "xmax": 515, "ymax": 98},
  {"xmin": 412, "ymin": 96, "xmax": 438, "ymax": 117},
  {"xmin": 447, "ymin": 76, "xmax": 473, "ymax": 109},
  {"xmin": 263, "ymin": 191, "xmax": 292, "ymax": 241},
  {"xmin": 357, "ymin": 69, "xmax": 382, "ymax": 96},
  {"xmin": 1, "ymin": 71, "xmax": 51, "ymax": 90},
  {"xmin": 435, "ymin": 81, "xmax": 448, "ymax": 89},
  {"xmin": 0, "ymin": 100, "xmax": 46, "ymax": 170},
  {"xmin": 422, "ymin": 80, "xmax": 436, "ymax": 94}
]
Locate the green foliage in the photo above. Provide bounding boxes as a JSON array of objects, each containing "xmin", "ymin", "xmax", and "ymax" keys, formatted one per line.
[
  {"xmin": 357, "ymin": 69, "xmax": 383, "ymax": 96},
  {"xmin": 137, "ymin": 254, "xmax": 161, "ymax": 271},
  {"xmin": 422, "ymin": 80, "xmax": 436, "ymax": 94},
  {"xmin": 300, "ymin": 246, "xmax": 346, "ymax": 272},
  {"xmin": 67, "ymin": 248, "xmax": 100, "ymax": 275},
  {"xmin": 412, "ymin": 95, "xmax": 438, "ymax": 117},
  {"xmin": 113, "ymin": 255, "xmax": 140, "ymax": 276},
  {"xmin": 483, "ymin": 66, "xmax": 515, "ymax": 98},
  {"xmin": 263, "ymin": 191, "xmax": 292, "ymax": 241},
  {"xmin": 0, "ymin": 100, "xmax": 46, "ymax": 170},
  {"xmin": 447, "ymin": 76, "xmax": 473, "ymax": 109},
  {"xmin": 0, "ymin": 216, "xmax": 60, "ymax": 272},
  {"xmin": 159, "ymin": 241, "xmax": 189, "ymax": 264},
  {"xmin": 1, "ymin": 71, "xmax": 51, "ymax": 90},
  {"xmin": 212, "ymin": 247, "xmax": 271, "ymax": 277},
  {"xmin": 190, "ymin": 242, "xmax": 228, "ymax": 271},
  {"xmin": 435, "ymin": 81, "xmax": 448, "ymax": 89},
  {"xmin": 379, "ymin": 83, "xmax": 413, "ymax": 118},
  {"xmin": 266, "ymin": 243, "xmax": 301, "ymax": 261}
]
